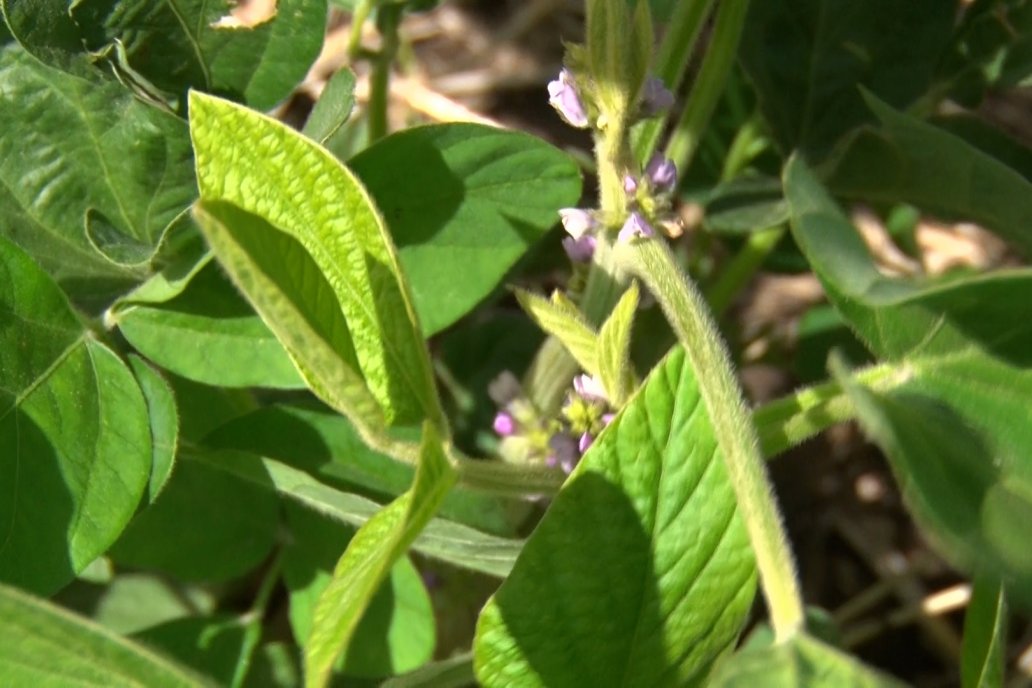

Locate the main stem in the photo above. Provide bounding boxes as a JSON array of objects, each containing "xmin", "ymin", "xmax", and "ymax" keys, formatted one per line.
[
  {"xmin": 367, "ymin": 5, "xmax": 402, "ymax": 144},
  {"xmin": 624, "ymin": 239, "xmax": 804, "ymax": 642}
]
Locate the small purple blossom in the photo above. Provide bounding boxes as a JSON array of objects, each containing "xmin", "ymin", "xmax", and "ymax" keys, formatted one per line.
[
  {"xmin": 558, "ymin": 208, "xmax": 596, "ymax": 240},
  {"xmin": 562, "ymin": 234, "xmax": 597, "ymax": 263},
  {"xmin": 547, "ymin": 69, "xmax": 589, "ymax": 128},
  {"xmin": 645, "ymin": 154, "xmax": 677, "ymax": 192},
  {"xmin": 578, "ymin": 432, "xmax": 594, "ymax": 454},
  {"xmin": 493, "ymin": 411, "xmax": 516, "ymax": 436},
  {"xmin": 547, "ymin": 433, "xmax": 580, "ymax": 473},
  {"xmin": 602, "ymin": 413, "xmax": 616, "ymax": 426},
  {"xmin": 623, "ymin": 175, "xmax": 638, "ymax": 196},
  {"xmin": 641, "ymin": 77, "xmax": 675, "ymax": 116},
  {"xmin": 618, "ymin": 211, "xmax": 655, "ymax": 242},
  {"xmin": 573, "ymin": 374, "xmax": 607, "ymax": 402}
]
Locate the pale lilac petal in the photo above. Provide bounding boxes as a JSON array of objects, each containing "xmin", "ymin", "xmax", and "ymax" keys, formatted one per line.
[
  {"xmin": 493, "ymin": 411, "xmax": 516, "ymax": 436},
  {"xmin": 602, "ymin": 413, "xmax": 616, "ymax": 426},
  {"xmin": 562, "ymin": 235, "xmax": 596, "ymax": 263},
  {"xmin": 641, "ymin": 76, "xmax": 675, "ymax": 115},
  {"xmin": 623, "ymin": 175, "xmax": 638, "ymax": 195},
  {"xmin": 618, "ymin": 212, "xmax": 655, "ymax": 243},
  {"xmin": 573, "ymin": 374, "xmax": 607, "ymax": 402},
  {"xmin": 558, "ymin": 208, "xmax": 596, "ymax": 240},
  {"xmin": 547, "ymin": 69, "xmax": 589, "ymax": 128},
  {"xmin": 645, "ymin": 154, "xmax": 677, "ymax": 192},
  {"xmin": 578, "ymin": 432, "xmax": 594, "ymax": 453}
]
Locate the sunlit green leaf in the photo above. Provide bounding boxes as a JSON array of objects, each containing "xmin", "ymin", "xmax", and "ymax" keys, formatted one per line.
[
  {"xmin": 961, "ymin": 575, "xmax": 1007, "ymax": 688},
  {"xmin": 128, "ymin": 355, "xmax": 179, "ymax": 502},
  {"xmin": 305, "ymin": 424, "xmax": 456, "ymax": 687},
  {"xmin": 475, "ymin": 347, "xmax": 756, "ymax": 687},
  {"xmin": 514, "ymin": 288, "xmax": 599, "ymax": 377},
  {"xmin": 189, "ymin": 92, "xmax": 442, "ymax": 431}
]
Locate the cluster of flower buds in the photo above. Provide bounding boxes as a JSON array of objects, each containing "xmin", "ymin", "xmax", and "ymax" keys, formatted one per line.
[
  {"xmin": 618, "ymin": 153, "xmax": 681, "ymax": 242},
  {"xmin": 490, "ymin": 371, "xmax": 615, "ymax": 474}
]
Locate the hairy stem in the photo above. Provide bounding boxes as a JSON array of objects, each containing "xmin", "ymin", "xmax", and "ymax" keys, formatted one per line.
[
  {"xmin": 622, "ymin": 238, "xmax": 804, "ymax": 642},
  {"xmin": 368, "ymin": 5, "xmax": 402, "ymax": 144}
]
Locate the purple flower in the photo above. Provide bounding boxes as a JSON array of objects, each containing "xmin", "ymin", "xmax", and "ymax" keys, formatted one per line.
[
  {"xmin": 562, "ymin": 234, "xmax": 596, "ymax": 263},
  {"xmin": 618, "ymin": 211, "xmax": 655, "ymax": 242},
  {"xmin": 573, "ymin": 374, "xmax": 607, "ymax": 402},
  {"xmin": 493, "ymin": 411, "xmax": 516, "ymax": 436},
  {"xmin": 602, "ymin": 412, "xmax": 616, "ymax": 426},
  {"xmin": 641, "ymin": 77, "xmax": 675, "ymax": 116},
  {"xmin": 623, "ymin": 174, "xmax": 638, "ymax": 196},
  {"xmin": 547, "ymin": 433, "xmax": 580, "ymax": 473},
  {"xmin": 547, "ymin": 69, "xmax": 589, "ymax": 128},
  {"xmin": 645, "ymin": 154, "xmax": 677, "ymax": 192},
  {"xmin": 558, "ymin": 208, "xmax": 596, "ymax": 240},
  {"xmin": 578, "ymin": 432, "xmax": 594, "ymax": 454}
]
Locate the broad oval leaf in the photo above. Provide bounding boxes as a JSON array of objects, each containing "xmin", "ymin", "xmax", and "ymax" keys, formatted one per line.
[
  {"xmin": 128, "ymin": 355, "xmax": 179, "ymax": 502},
  {"xmin": 785, "ymin": 156, "xmax": 1032, "ymax": 603},
  {"xmin": 0, "ymin": 582, "xmax": 212, "ymax": 687},
  {"xmin": 116, "ymin": 263, "xmax": 305, "ymax": 389},
  {"xmin": 474, "ymin": 347, "xmax": 757, "ymax": 688},
  {"xmin": 349, "ymin": 123, "xmax": 583, "ymax": 335},
  {"xmin": 0, "ymin": 45, "xmax": 195, "ymax": 296},
  {"xmin": 110, "ymin": 457, "xmax": 279, "ymax": 583},
  {"xmin": 0, "ymin": 237, "xmax": 151, "ymax": 595},
  {"xmin": 739, "ymin": 0, "xmax": 955, "ymax": 157},
  {"xmin": 3, "ymin": 0, "xmax": 327, "ymax": 110},
  {"xmin": 189, "ymin": 92, "xmax": 442, "ymax": 431}
]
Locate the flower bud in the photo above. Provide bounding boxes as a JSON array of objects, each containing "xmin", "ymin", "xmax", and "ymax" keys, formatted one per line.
[
  {"xmin": 547, "ymin": 69, "xmax": 589, "ymax": 129},
  {"xmin": 493, "ymin": 411, "xmax": 516, "ymax": 436},
  {"xmin": 641, "ymin": 77, "xmax": 675, "ymax": 116},
  {"xmin": 573, "ymin": 374, "xmax": 607, "ymax": 402},
  {"xmin": 623, "ymin": 175, "xmax": 638, "ymax": 196},
  {"xmin": 645, "ymin": 154, "xmax": 677, "ymax": 192},
  {"xmin": 618, "ymin": 211, "xmax": 655, "ymax": 242},
  {"xmin": 562, "ymin": 235, "xmax": 596, "ymax": 263},
  {"xmin": 578, "ymin": 432, "xmax": 594, "ymax": 453},
  {"xmin": 558, "ymin": 208, "xmax": 596, "ymax": 240}
]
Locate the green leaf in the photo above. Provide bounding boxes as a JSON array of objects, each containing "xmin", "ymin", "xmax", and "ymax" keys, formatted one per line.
[
  {"xmin": 709, "ymin": 633, "xmax": 904, "ymax": 687},
  {"xmin": 183, "ymin": 449, "xmax": 521, "ymax": 579},
  {"xmin": 597, "ymin": 281, "xmax": 639, "ymax": 405},
  {"xmin": 702, "ymin": 176, "xmax": 788, "ymax": 235},
  {"xmin": 822, "ymin": 93, "xmax": 1032, "ymax": 256},
  {"xmin": 282, "ymin": 503, "xmax": 434, "ymax": 679},
  {"xmin": 0, "ymin": 237, "xmax": 151, "ymax": 595},
  {"xmin": 189, "ymin": 91, "xmax": 443, "ymax": 431},
  {"xmin": 739, "ymin": 0, "xmax": 955, "ymax": 156},
  {"xmin": 381, "ymin": 652, "xmax": 475, "ymax": 688},
  {"xmin": 303, "ymin": 68, "xmax": 358, "ymax": 151},
  {"xmin": 349, "ymin": 124, "xmax": 583, "ymax": 335},
  {"xmin": 55, "ymin": 572, "xmax": 215, "ymax": 635},
  {"xmin": 128, "ymin": 356, "xmax": 179, "ymax": 502},
  {"xmin": 0, "ymin": 45, "xmax": 195, "ymax": 295},
  {"xmin": 4, "ymin": 0, "xmax": 327, "ymax": 110},
  {"xmin": 474, "ymin": 347, "xmax": 757, "ymax": 687},
  {"xmin": 962, "ymin": 575, "xmax": 1007, "ymax": 688},
  {"xmin": 110, "ymin": 457, "xmax": 278, "ymax": 583},
  {"xmin": 203, "ymin": 403, "xmax": 523, "ymax": 536},
  {"xmin": 115, "ymin": 263, "xmax": 305, "ymax": 389},
  {"xmin": 305, "ymin": 424, "xmax": 456, "ymax": 687},
  {"xmin": 0, "ymin": 582, "xmax": 212, "ymax": 687},
  {"xmin": 785, "ymin": 156, "xmax": 1032, "ymax": 602},
  {"xmin": 133, "ymin": 615, "xmax": 247, "ymax": 686},
  {"xmin": 514, "ymin": 288, "xmax": 599, "ymax": 377}
]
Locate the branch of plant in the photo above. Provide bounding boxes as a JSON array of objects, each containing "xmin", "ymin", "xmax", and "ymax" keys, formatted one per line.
[
  {"xmin": 621, "ymin": 238, "xmax": 805, "ymax": 643},
  {"xmin": 230, "ymin": 551, "xmax": 283, "ymax": 688},
  {"xmin": 367, "ymin": 4, "xmax": 403, "ymax": 143}
]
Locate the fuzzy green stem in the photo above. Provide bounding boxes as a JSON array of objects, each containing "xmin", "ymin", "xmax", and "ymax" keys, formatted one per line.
[
  {"xmin": 367, "ymin": 5, "xmax": 402, "ymax": 144},
  {"xmin": 347, "ymin": 0, "xmax": 375, "ymax": 59},
  {"xmin": 752, "ymin": 362, "xmax": 904, "ymax": 459},
  {"xmin": 622, "ymin": 238, "xmax": 804, "ymax": 643},
  {"xmin": 705, "ymin": 225, "xmax": 785, "ymax": 317},
  {"xmin": 664, "ymin": 0, "xmax": 750, "ymax": 172},
  {"xmin": 454, "ymin": 453, "xmax": 565, "ymax": 496},
  {"xmin": 632, "ymin": 0, "xmax": 717, "ymax": 162}
]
